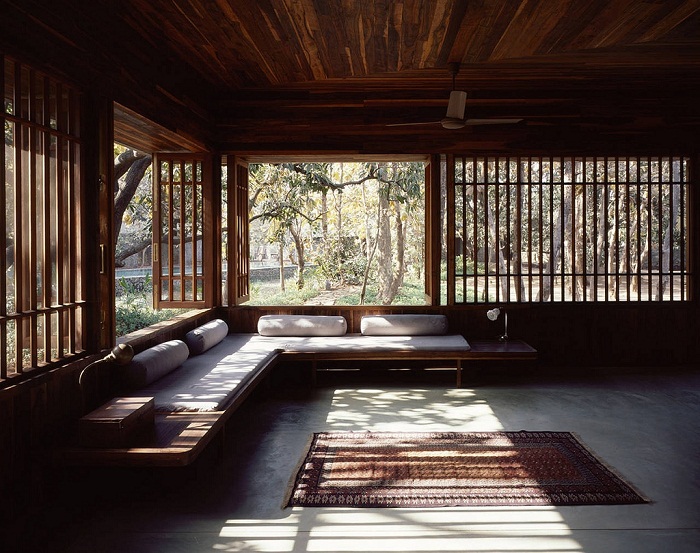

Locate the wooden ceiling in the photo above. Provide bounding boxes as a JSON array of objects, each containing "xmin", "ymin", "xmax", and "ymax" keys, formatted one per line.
[{"xmin": 6, "ymin": 0, "xmax": 700, "ymax": 154}]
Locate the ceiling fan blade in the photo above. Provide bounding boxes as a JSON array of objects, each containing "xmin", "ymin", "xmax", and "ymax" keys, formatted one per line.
[
  {"xmin": 464, "ymin": 118, "xmax": 523, "ymax": 125},
  {"xmin": 446, "ymin": 90, "xmax": 467, "ymax": 120},
  {"xmin": 386, "ymin": 120, "xmax": 442, "ymax": 127}
]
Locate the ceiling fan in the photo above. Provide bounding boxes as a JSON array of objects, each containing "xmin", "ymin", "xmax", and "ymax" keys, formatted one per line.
[{"xmin": 388, "ymin": 62, "xmax": 522, "ymax": 130}]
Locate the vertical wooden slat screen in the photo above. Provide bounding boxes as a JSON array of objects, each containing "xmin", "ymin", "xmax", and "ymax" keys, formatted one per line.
[
  {"xmin": 153, "ymin": 154, "xmax": 212, "ymax": 309},
  {"xmin": 1, "ymin": 56, "xmax": 84, "ymax": 384},
  {"xmin": 449, "ymin": 155, "xmax": 690, "ymax": 304}
]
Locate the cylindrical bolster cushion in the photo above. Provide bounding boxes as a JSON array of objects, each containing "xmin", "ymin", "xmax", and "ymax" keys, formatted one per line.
[
  {"xmin": 122, "ymin": 339, "xmax": 189, "ymax": 389},
  {"xmin": 185, "ymin": 318, "xmax": 229, "ymax": 355},
  {"xmin": 257, "ymin": 315, "xmax": 347, "ymax": 336},
  {"xmin": 360, "ymin": 314, "xmax": 449, "ymax": 336}
]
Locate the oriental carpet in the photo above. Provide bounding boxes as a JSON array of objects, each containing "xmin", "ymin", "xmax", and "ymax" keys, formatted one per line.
[{"xmin": 286, "ymin": 431, "xmax": 648, "ymax": 508}]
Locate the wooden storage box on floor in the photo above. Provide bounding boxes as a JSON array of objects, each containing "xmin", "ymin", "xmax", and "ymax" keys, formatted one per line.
[{"xmin": 78, "ymin": 397, "xmax": 155, "ymax": 448}]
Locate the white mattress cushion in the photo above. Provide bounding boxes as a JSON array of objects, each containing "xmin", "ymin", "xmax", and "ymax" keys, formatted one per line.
[
  {"xmin": 137, "ymin": 334, "xmax": 287, "ymax": 412},
  {"xmin": 281, "ymin": 334, "xmax": 470, "ymax": 353}
]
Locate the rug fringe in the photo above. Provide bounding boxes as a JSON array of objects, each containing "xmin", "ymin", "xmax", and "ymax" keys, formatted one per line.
[{"xmin": 282, "ymin": 433, "xmax": 317, "ymax": 509}]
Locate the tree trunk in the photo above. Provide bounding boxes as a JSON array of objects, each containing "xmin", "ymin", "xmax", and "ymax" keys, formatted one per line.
[
  {"xmin": 384, "ymin": 200, "xmax": 404, "ymax": 302},
  {"xmin": 656, "ymin": 163, "xmax": 682, "ymax": 300},
  {"xmin": 377, "ymin": 186, "xmax": 394, "ymax": 304},
  {"xmin": 321, "ymin": 188, "xmax": 328, "ymax": 249},
  {"xmin": 278, "ymin": 241, "xmax": 285, "ymax": 292},
  {"xmin": 573, "ymin": 188, "xmax": 585, "ymax": 300},
  {"xmin": 336, "ymin": 189, "xmax": 343, "ymax": 283},
  {"xmin": 634, "ymin": 196, "xmax": 651, "ymax": 296},
  {"xmin": 590, "ymin": 184, "xmax": 609, "ymax": 301},
  {"xmin": 114, "ymin": 153, "xmax": 151, "ymax": 243},
  {"xmin": 629, "ymin": 188, "xmax": 640, "ymax": 293},
  {"xmin": 290, "ymin": 225, "xmax": 305, "ymax": 290},
  {"xmin": 479, "ymin": 185, "xmax": 510, "ymax": 301},
  {"xmin": 607, "ymin": 191, "xmax": 619, "ymax": 299},
  {"xmin": 537, "ymin": 185, "xmax": 571, "ymax": 301}
]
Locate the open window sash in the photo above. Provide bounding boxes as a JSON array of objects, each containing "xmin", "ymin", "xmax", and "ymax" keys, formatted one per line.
[
  {"xmin": 226, "ymin": 157, "xmax": 250, "ymax": 305},
  {"xmin": 152, "ymin": 154, "xmax": 214, "ymax": 308}
]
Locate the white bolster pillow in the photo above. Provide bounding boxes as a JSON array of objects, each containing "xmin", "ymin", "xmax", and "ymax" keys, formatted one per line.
[
  {"xmin": 185, "ymin": 318, "xmax": 229, "ymax": 355},
  {"xmin": 123, "ymin": 339, "xmax": 189, "ymax": 389},
  {"xmin": 257, "ymin": 315, "xmax": 347, "ymax": 337},
  {"xmin": 360, "ymin": 314, "xmax": 449, "ymax": 336}
]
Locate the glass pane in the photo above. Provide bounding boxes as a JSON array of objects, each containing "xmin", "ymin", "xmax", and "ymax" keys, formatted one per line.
[
  {"xmin": 160, "ymin": 279, "xmax": 169, "ymax": 301},
  {"xmin": 36, "ymin": 316, "xmax": 45, "ymax": 364},
  {"xmin": 5, "ymin": 122, "xmax": 15, "ymax": 314},
  {"xmin": 48, "ymin": 81, "xmax": 58, "ymax": 130},
  {"xmin": 4, "ymin": 58, "xmax": 14, "ymax": 114},
  {"xmin": 6, "ymin": 320, "xmax": 17, "ymax": 376},
  {"xmin": 20, "ymin": 64, "xmax": 30, "ymax": 120},
  {"xmin": 33, "ymin": 72, "xmax": 44, "ymax": 125},
  {"xmin": 50, "ymin": 135, "xmax": 58, "ymax": 306},
  {"xmin": 160, "ymin": 161, "xmax": 170, "ymax": 183}
]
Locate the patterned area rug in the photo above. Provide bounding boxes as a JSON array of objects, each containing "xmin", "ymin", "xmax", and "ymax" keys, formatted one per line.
[{"xmin": 286, "ymin": 431, "xmax": 649, "ymax": 508}]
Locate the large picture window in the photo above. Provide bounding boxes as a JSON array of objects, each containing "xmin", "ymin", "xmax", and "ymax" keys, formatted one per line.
[
  {"xmin": 448, "ymin": 156, "xmax": 689, "ymax": 303},
  {"xmin": 239, "ymin": 161, "xmax": 428, "ymax": 306},
  {"xmin": 2, "ymin": 57, "xmax": 84, "ymax": 383}
]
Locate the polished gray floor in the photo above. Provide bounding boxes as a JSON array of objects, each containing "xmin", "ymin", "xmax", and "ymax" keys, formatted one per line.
[{"xmin": 31, "ymin": 367, "xmax": 700, "ymax": 552}]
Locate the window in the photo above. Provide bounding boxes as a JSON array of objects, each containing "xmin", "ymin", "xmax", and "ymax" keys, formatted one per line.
[
  {"xmin": 2, "ymin": 57, "xmax": 84, "ymax": 383},
  {"xmin": 448, "ymin": 156, "xmax": 689, "ymax": 303},
  {"xmin": 237, "ymin": 160, "xmax": 429, "ymax": 306},
  {"xmin": 152, "ymin": 154, "xmax": 214, "ymax": 308}
]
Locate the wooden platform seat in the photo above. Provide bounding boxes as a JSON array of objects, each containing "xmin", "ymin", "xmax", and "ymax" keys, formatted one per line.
[{"xmin": 55, "ymin": 315, "xmax": 533, "ymax": 468}]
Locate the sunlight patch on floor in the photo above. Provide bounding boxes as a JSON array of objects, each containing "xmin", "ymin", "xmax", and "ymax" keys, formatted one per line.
[
  {"xmin": 217, "ymin": 507, "xmax": 579, "ymax": 552},
  {"xmin": 325, "ymin": 388, "xmax": 503, "ymax": 431}
]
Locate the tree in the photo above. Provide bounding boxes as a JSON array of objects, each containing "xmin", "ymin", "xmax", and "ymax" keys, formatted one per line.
[
  {"xmin": 248, "ymin": 161, "xmax": 425, "ymax": 303},
  {"xmin": 113, "ymin": 148, "xmax": 152, "ymax": 267}
]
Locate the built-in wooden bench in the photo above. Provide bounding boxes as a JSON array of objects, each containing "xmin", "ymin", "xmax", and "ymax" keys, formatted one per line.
[
  {"xmin": 284, "ymin": 338, "xmax": 537, "ymax": 387},
  {"xmin": 55, "ymin": 316, "xmax": 536, "ymax": 467}
]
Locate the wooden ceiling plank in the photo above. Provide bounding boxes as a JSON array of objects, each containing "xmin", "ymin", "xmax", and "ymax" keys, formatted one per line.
[
  {"xmin": 490, "ymin": 0, "xmax": 574, "ymax": 60},
  {"xmin": 636, "ymin": 1, "xmax": 700, "ymax": 43}
]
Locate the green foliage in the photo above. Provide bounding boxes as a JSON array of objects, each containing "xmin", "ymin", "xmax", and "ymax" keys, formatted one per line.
[
  {"xmin": 315, "ymin": 236, "xmax": 367, "ymax": 285},
  {"xmin": 246, "ymin": 279, "xmax": 322, "ymax": 306},
  {"xmin": 335, "ymin": 279, "xmax": 425, "ymax": 305},
  {"xmin": 115, "ymin": 276, "xmax": 187, "ymax": 336}
]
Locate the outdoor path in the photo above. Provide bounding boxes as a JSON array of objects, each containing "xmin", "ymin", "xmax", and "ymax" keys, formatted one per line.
[{"xmin": 303, "ymin": 284, "xmax": 363, "ymax": 305}]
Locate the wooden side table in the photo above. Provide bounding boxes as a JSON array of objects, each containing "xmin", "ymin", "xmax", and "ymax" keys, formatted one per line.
[
  {"xmin": 458, "ymin": 339, "xmax": 537, "ymax": 386},
  {"xmin": 467, "ymin": 339, "xmax": 537, "ymax": 359}
]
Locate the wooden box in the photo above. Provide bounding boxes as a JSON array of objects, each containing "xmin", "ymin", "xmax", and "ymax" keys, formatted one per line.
[{"xmin": 78, "ymin": 397, "xmax": 155, "ymax": 448}]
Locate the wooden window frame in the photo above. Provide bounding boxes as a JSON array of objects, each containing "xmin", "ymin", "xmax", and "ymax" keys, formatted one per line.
[
  {"xmin": 223, "ymin": 157, "xmax": 250, "ymax": 306},
  {"xmin": 2, "ymin": 56, "xmax": 85, "ymax": 385},
  {"xmin": 152, "ymin": 153, "xmax": 214, "ymax": 309}
]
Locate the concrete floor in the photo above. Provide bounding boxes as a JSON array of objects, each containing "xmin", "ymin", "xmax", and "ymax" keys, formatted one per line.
[{"xmin": 27, "ymin": 367, "xmax": 700, "ymax": 552}]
